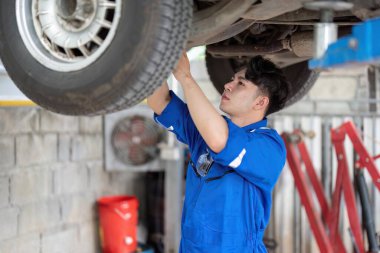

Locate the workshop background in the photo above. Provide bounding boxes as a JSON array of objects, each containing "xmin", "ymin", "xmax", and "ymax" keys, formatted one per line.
[{"xmin": 0, "ymin": 48, "xmax": 379, "ymax": 253}]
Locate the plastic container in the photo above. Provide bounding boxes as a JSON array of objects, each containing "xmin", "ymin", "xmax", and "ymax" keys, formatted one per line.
[{"xmin": 98, "ymin": 195, "xmax": 139, "ymax": 253}]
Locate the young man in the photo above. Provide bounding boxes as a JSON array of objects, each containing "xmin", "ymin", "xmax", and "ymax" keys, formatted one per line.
[{"xmin": 147, "ymin": 52, "xmax": 289, "ymax": 253}]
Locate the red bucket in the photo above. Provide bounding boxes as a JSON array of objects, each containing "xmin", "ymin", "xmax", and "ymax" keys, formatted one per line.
[{"xmin": 97, "ymin": 195, "xmax": 139, "ymax": 253}]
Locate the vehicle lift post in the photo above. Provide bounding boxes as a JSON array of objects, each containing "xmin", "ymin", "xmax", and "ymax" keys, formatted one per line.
[{"xmin": 283, "ymin": 1, "xmax": 380, "ymax": 251}]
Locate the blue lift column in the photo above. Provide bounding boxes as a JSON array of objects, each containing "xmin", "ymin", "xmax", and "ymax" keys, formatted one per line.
[{"xmin": 309, "ymin": 17, "xmax": 380, "ymax": 69}]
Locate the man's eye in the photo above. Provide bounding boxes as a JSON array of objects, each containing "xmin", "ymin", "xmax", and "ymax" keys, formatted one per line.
[{"xmin": 238, "ymin": 81, "xmax": 244, "ymax": 85}]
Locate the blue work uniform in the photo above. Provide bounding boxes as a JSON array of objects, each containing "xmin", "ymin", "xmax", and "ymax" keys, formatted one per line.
[{"xmin": 154, "ymin": 91, "xmax": 286, "ymax": 253}]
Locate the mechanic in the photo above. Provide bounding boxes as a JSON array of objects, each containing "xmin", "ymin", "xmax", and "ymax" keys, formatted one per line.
[{"xmin": 147, "ymin": 52, "xmax": 289, "ymax": 253}]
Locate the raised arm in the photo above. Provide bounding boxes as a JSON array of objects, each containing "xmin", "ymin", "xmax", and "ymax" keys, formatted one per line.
[
  {"xmin": 173, "ymin": 52, "xmax": 228, "ymax": 153},
  {"xmin": 147, "ymin": 81, "xmax": 171, "ymax": 115}
]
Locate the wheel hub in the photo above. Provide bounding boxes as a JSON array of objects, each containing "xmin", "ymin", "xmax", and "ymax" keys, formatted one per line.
[
  {"xmin": 16, "ymin": 0, "xmax": 121, "ymax": 71},
  {"xmin": 56, "ymin": 0, "xmax": 97, "ymax": 32}
]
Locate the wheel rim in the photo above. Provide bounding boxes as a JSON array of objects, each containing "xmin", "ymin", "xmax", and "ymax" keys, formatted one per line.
[{"xmin": 16, "ymin": 0, "xmax": 122, "ymax": 72}]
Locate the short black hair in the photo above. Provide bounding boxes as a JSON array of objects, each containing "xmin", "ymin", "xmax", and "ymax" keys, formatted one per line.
[{"xmin": 245, "ymin": 56, "xmax": 289, "ymax": 116}]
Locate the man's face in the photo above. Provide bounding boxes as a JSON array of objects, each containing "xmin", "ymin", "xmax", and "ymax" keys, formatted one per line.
[{"xmin": 219, "ymin": 68, "xmax": 262, "ymax": 116}]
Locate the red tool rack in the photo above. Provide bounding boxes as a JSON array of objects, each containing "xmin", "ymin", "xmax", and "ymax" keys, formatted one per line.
[{"xmin": 282, "ymin": 121, "xmax": 380, "ymax": 253}]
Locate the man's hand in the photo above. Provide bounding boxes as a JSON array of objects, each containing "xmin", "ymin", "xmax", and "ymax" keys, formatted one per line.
[{"xmin": 173, "ymin": 52, "xmax": 193, "ymax": 83}]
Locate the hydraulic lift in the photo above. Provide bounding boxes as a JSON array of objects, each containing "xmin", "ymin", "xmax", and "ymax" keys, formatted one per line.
[
  {"xmin": 282, "ymin": 122, "xmax": 380, "ymax": 253},
  {"xmin": 281, "ymin": 1, "xmax": 380, "ymax": 252},
  {"xmin": 304, "ymin": 1, "xmax": 380, "ymax": 69}
]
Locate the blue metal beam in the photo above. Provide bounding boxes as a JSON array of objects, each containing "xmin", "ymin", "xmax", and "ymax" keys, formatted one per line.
[{"xmin": 309, "ymin": 17, "xmax": 380, "ymax": 69}]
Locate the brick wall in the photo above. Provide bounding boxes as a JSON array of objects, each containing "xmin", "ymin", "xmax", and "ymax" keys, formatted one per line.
[{"xmin": 0, "ymin": 107, "xmax": 145, "ymax": 253}]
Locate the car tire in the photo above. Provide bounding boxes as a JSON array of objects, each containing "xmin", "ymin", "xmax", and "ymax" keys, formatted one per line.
[
  {"xmin": 0, "ymin": 0, "xmax": 192, "ymax": 115},
  {"xmin": 205, "ymin": 52, "xmax": 319, "ymax": 111}
]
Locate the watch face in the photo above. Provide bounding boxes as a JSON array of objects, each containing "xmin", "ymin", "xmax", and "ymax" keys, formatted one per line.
[{"xmin": 111, "ymin": 115, "xmax": 162, "ymax": 165}]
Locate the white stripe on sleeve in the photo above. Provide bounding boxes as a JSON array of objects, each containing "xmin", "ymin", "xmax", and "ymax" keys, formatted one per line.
[
  {"xmin": 155, "ymin": 118, "xmax": 174, "ymax": 131},
  {"xmin": 228, "ymin": 148, "xmax": 246, "ymax": 168}
]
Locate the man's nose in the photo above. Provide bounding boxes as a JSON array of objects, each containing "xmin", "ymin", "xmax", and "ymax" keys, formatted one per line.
[{"xmin": 224, "ymin": 81, "xmax": 233, "ymax": 92}]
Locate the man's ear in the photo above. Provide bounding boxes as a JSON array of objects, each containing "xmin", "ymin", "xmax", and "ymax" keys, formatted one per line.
[{"xmin": 253, "ymin": 96, "xmax": 269, "ymax": 110}]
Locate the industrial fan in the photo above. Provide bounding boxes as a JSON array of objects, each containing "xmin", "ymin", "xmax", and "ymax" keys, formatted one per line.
[{"xmin": 104, "ymin": 105, "xmax": 165, "ymax": 171}]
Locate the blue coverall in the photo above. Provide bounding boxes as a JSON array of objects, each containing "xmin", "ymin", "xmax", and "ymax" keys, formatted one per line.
[{"xmin": 154, "ymin": 91, "xmax": 286, "ymax": 253}]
